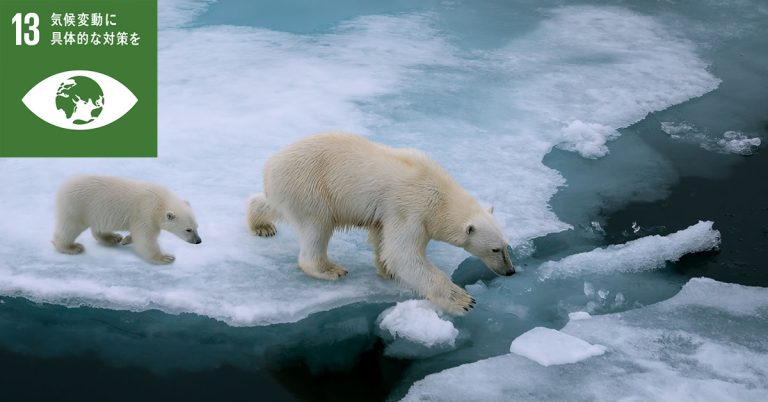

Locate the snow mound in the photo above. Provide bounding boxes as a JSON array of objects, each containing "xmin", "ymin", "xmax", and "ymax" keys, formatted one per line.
[
  {"xmin": 509, "ymin": 327, "xmax": 606, "ymax": 366},
  {"xmin": 557, "ymin": 120, "xmax": 619, "ymax": 159},
  {"xmin": 378, "ymin": 300, "xmax": 458, "ymax": 348},
  {"xmin": 538, "ymin": 221, "xmax": 720, "ymax": 279}
]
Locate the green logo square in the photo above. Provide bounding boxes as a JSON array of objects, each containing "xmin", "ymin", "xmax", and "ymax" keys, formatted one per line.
[{"xmin": 0, "ymin": 0, "xmax": 157, "ymax": 157}]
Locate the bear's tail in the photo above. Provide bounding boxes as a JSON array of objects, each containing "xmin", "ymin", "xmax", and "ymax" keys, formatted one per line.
[{"xmin": 247, "ymin": 193, "xmax": 280, "ymax": 237}]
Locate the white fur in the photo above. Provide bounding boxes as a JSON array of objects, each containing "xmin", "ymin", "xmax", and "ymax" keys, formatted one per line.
[
  {"xmin": 53, "ymin": 175, "xmax": 201, "ymax": 264},
  {"xmin": 248, "ymin": 133, "xmax": 514, "ymax": 315}
]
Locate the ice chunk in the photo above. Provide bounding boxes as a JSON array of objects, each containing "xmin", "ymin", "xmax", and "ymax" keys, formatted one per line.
[
  {"xmin": 613, "ymin": 292, "xmax": 625, "ymax": 308},
  {"xmin": 661, "ymin": 122, "xmax": 761, "ymax": 155},
  {"xmin": 538, "ymin": 221, "xmax": 720, "ymax": 279},
  {"xmin": 509, "ymin": 327, "xmax": 606, "ymax": 366},
  {"xmin": 583, "ymin": 282, "xmax": 595, "ymax": 296},
  {"xmin": 568, "ymin": 311, "xmax": 592, "ymax": 321},
  {"xmin": 717, "ymin": 131, "xmax": 761, "ymax": 156},
  {"xmin": 660, "ymin": 121, "xmax": 697, "ymax": 137},
  {"xmin": 403, "ymin": 278, "xmax": 768, "ymax": 402},
  {"xmin": 465, "ymin": 280, "xmax": 488, "ymax": 295},
  {"xmin": 590, "ymin": 221, "xmax": 606, "ymax": 235},
  {"xmin": 378, "ymin": 300, "xmax": 458, "ymax": 348}
]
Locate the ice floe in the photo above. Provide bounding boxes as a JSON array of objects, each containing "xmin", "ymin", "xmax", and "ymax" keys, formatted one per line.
[
  {"xmin": 538, "ymin": 221, "xmax": 721, "ymax": 280},
  {"xmin": 403, "ymin": 278, "xmax": 768, "ymax": 402},
  {"xmin": 509, "ymin": 326, "xmax": 606, "ymax": 366}
]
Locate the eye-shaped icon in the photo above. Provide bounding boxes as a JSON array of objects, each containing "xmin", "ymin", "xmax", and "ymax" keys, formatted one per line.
[{"xmin": 22, "ymin": 70, "xmax": 138, "ymax": 131}]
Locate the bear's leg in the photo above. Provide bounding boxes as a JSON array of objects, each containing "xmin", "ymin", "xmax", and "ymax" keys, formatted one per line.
[
  {"xmin": 368, "ymin": 226, "xmax": 394, "ymax": 280},
  {"xmin": 131, "ymin": 230, "xmax": 174, "ymax": 264},
  {"xmin": 91, "ymin": 229, "xmax": 123, "ymax": 247},
  {"xmin": 247, "ymin": 193, "xmax": 278, "ymax": 237},
  {"xmin": 297, "ymin": 224, "xmax": 347, "ymax": 280},
  {"xmin": 53, "ymin": 222, "xmax": 87, "ymax": 255},
  {"xmin": 380, "ymin": 222, "xmax": 475, "ymax": 315}
]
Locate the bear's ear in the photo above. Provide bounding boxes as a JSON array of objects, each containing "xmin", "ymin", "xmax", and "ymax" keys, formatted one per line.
[
  {"xmin": 166, "ymin": 211, "xmax": 176, "ymax": 221},
  {"xmin": 486, "ymin": 206, "xmax": 494, "ymax": 214},
  {"xmin": 184, "ymin": 200, "xmax": 191, "ymax": 206},
  {"xmin": 466, "ymin": 224, "xmax": 475, "ymax": 235}
]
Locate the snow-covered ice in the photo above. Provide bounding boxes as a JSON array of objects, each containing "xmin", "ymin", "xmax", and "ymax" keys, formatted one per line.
[
  {"xmin": 538, "ymin": 221, "xmax": 721, "ymax": 280},
  {"xmin": 509, "ymin": 326, "xmax": 606, "ymax": 366},
  {"xmin": 0, "ymin": 1, "xmax": 721, "ymax": 326},
  {"xmin": 403, "ymin": 278, "xmax": 768, "ymax": 402}
]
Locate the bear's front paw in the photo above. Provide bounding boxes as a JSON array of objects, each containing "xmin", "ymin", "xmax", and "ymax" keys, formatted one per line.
[
  {"xmin": 431, "ymin": 286, "xmax": 476, "ymax": 315},
  {"xmin": 251, "ymin": 224, "xmax": 277, "ymax": 238},
  {"xmin": 151, "ymin": 254, "xmax": 176, "ymax": 264},
  {"xmin": 316, "ymin": 262, "xmax": 348, "ymax": 280},
  {"xmin": 120, "ymin": 235, "xmax": 133, "ymax": 245},
  {"xmin": 300, "ymin": 261, "xmax": 348, "ymax": 281}
]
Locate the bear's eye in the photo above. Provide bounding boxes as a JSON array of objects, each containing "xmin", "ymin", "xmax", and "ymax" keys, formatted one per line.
[
  {"xmin": 491, "ymin": 248, "xmax": 501, "ymax": 253},
  {"xmin": 186, "ymin": 229, "xmax": 193, "ymax": 233}
]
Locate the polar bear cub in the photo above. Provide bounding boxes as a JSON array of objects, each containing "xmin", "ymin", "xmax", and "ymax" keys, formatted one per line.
[
  {"xmin": 248, "ymin": 133, "xmax": 514, "ymax": 315},
  {"xmin": 53, "ymin": 175, "xmax": 202, "ymax": 264}
]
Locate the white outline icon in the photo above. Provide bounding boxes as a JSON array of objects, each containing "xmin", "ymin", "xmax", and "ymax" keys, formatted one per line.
[{"xmin": 22, "ymin": 70, "xmax": 138, "ymax": 131}]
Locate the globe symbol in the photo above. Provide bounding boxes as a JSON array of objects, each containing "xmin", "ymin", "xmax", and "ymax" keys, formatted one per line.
[{"xmin": 55, "ymin": 76, "xmax": 105, "ymax": 125}]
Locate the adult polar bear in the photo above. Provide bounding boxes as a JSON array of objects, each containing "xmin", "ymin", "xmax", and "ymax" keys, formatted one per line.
[{"xmin": 248, "ymin": 133, "xmax": 514, "ymax": 314}]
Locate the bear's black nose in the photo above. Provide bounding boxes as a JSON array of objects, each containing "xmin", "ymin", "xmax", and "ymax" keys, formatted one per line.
[
  {"xmin": 195, "ymin": 239, "xmax": 202, "ymax": 244},
  {"xmin": 504, "ymin": 269, "xmax": 515, "ymax": 276}
]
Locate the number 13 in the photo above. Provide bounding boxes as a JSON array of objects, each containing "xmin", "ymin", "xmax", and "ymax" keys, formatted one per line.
[{"xmin": 12, "ymin": 13, "xmax": 40, "ymax": 46}]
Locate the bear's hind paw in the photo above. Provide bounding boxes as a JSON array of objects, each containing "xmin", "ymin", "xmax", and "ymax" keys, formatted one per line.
[
  {"xmin": 251, "ymin": 224, "xmax": 277, "ymax": 238},
  {"xmin": 376, "ymin": 262, "xmax": 396, "ymax": 280},
  {"xmin": 96, "ymin": 232, "xmax": 123, "ymax": 246},
  {"xmin": 57, "ymin": 242, "xmax": 85, "ymax": 255},
  {"xmin": 378, "ymin": 270, "xmax": 396, "ymax": 280}
]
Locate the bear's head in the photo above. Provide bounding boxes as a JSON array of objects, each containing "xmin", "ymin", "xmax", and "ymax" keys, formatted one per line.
[
  {"xmin": 161, "ymin": 201, "xmax": 202, "ymax": 244},
  {"xmin": 462, "ymin": 206, "xmax": 514, "ymax": 276}
]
